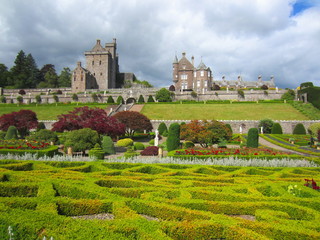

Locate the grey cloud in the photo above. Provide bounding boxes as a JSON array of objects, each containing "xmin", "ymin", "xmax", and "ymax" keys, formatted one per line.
[{"xmin": 0, "ymin": 0, "xmax": 319, "ymax": 88}]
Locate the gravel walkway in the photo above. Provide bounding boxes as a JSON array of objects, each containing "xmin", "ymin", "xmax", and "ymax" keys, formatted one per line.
[{"xmin": 259, "ymin": 137, "xmax": 306, "ymax": 156}]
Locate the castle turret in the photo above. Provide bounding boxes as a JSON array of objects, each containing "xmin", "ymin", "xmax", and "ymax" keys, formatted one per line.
[{"xmin": 173, "ymin": 55, "xmax": 179, "ymax": 84}]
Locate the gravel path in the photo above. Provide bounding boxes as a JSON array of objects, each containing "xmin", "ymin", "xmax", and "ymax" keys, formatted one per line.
[{"xmin": 259, "ymin": 137, "xmax": 306, "ymax": 156}]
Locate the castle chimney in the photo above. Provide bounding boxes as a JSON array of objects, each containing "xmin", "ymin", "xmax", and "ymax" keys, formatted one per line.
[
  {"xmin": 270, "ymin": 75, "xmax": 274, "ymax": 82},
  {"xmin": 96, "ymin": 39, "xmax": 101, "ymax": 45},
  {"xmin": 182, "ymin": 52, "xmax": 186, "ymax": 57},
  {"xmin": 258, "ymin": 75, "xmax": 262, "ymax": 81},
  {"xmin": 191, "ymin": 56, "xmax": 194, "ymax": 66},
  {"xmin": 222, "ymin": 76, "xmax": 225, "ymax": 81},
  {"xmin": 77, "ymin": 61, "xmax": 82, "ymax": 67},
  {"xmin": 113, "ymin": 38, "xmax": 117, "ymax": 43}
]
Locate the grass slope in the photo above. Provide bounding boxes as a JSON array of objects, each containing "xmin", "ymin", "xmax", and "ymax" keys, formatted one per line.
[
  {"xmin": 0, "ymin": 103, "xmax": 107, "ymax": 120},
  {"xmin": 141, "ymin": 103, "xmax": 309, "ymax": 120},
  {"xmin": 0, "ymin": 160, "xmax": 319, "ymax": 239}
]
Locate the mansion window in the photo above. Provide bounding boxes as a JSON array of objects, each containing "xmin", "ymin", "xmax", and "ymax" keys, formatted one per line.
[
  {"xmin": 181, "ymin": 74, "xmax": 188, "ymax": 80},
  {"xmin": 201, "ymin": 71, "xmax": 204, "ymax": 77},
  {"xmin": 204, "ymin": 80, "xmax": 208, "ymax": 87},
  {"xmin": 208, "ymin": 72, "xmax": 211, "ymax": 77},
  {"xmin": 194, "ymin": 72, "xmax": 196, "ymax": 77},
  {"xmin": 197, "ymin": 80, "xmax": 201, "ymax": 87},
  {"xmin": 182, "ymin": 82, "xmax": 188, "ymax": 89}
]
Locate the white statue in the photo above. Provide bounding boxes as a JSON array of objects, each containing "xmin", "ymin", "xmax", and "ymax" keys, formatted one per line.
[{"xmin": 154, "ymin": 129, "xmax": 159, "ymax": 147}]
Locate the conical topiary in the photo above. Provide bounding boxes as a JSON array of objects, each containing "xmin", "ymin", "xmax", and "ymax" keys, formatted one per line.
[
  {"xmin": 271, "ymin": 123, "xmax": 283, "ymax": 134},
  {"xmin": 158, "ymin": 122, "xmax": 168, "ymax": 135},
  {"xmin": 5, "ymin": 126, "xmax": 18, "ymax": 140},
  {"xmin": 166, "ymin": 123, "xmax": 180, "ymax": 151},
  {"xmin": 293, "ymin": 123, "xmax": 306, "ymax": 135},
  {"xmin": 246, "ymin": 128, "xmax": 259, "ymax": 148},
  {"xmin": 101, "ymin": 136, "xmax": 115, "ymax": 154}
]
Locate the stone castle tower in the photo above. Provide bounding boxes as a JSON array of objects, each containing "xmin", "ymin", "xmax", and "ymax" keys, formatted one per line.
[
  {"xmin": 72, "ymin": 39, "xmax": 120, "ymax": 92},
  {"xmin": 173, "ymin": 52, "xmax": 213, "ymax": 91}
]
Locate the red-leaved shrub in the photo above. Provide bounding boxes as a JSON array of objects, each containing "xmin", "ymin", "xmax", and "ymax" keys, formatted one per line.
[{"xmin": 140, "ymin": 146, "xmax": 159, "ymax": 156}]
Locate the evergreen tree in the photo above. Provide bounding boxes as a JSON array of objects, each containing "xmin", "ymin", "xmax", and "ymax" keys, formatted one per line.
[
  {"xmin": 271, "ymin": 123, "xmax": 283, "ymax": 134},
  {"xmin": 107, "ymin": 96, "xmax": 115, "ymax": 103},
  {"xmin": 8, "ymin": 50, "xmax": 27, "ymax": 88},
  {"xmin": 101, "ymin": 135, "xmax": 115, "ymax": 154},
  {"xmin": 247, "ymin": 128, "xmax": 259, "ymax": 148},
  {"xmin": 138, "ymin": 95, "xmax": 145, "ymax": 103},
  {"xmin": 147, "ymin": 95, "xmax": 154, "ymax": 102},
  {"xmin": 58, "ymin": 67, "xmax": 71, "ymax": 87},
  {"xmin": 166, "ymin": 123, "xmax": 180, "ymax": 151},
  {"xmin": 293, "ymin": 123, "xmax": 306, "ymax": 135},
  {"xmin": 25, "ymin": 54, "xmax": 41, "ymax": 88},
  {"xmin": 0, "ymin": 63, "xmax": 9, "ymax": 87},
  {"xmin": 158, "ymin": 122, "xmax": 168, "ymax": 135},
  {"xmin": 5, "ymin": 126, "xmax": 18, "ymax": 140},
  {"xmin": 117, "ymin": 96, "xmax": 124, "ymax": 104}
]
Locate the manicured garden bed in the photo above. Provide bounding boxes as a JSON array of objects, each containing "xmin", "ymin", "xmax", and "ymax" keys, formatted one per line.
[{"xmin": 0, "ymin": 159, "xmax": 319, "ymax": 239}]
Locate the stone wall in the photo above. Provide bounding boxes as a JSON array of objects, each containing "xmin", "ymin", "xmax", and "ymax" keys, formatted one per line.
[
  {"xmin": 2, "ymin": 88, "xmax": 286, "ymax": 104},
  {"xmin": 40, "ymin": 119, "xmax": 319, "ymax": 135}
]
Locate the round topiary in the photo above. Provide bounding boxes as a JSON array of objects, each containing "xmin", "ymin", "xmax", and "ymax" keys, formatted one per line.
[
  {"xmin": 158, "ymin": 122, "xmax": 168, "ymax": 135},
  {"xmin": 116, "ymin": 138, "xmax": 134, "ymax": 147},
  {"xmin": 134, "ymin": 142, "xmax": 145, "ymax": 150},
  {"xmin": 5, "ymin": 126, "xmax": 18, "ymax": 140},
  {"xmin": 140, "ymin": 146, "xmax": 159, "ymax": 156},
  {"xmin": 183, "ymin": 141, "xmax": 195, "ymax": 148},
  {"xmin": 271, "ymin": 123, "xmax": 283, "ymax": 134},
  {"xmin": 166, "ymin": 123, "xmax": 180, "ymax": 152},
  {"xmin": 293, "ymin": 123, "xmax": 306, "ymax": 135},
  {"xmin": 246, "ymin": 128, "xmax": 259, "ymax": 148},
  {"xmin": 26, "ymin": 129, "xmax": 58, "ymax": 144},
  {"xmin": 89, "ymin": 143, "xmax": 105, "ymax": 160}
]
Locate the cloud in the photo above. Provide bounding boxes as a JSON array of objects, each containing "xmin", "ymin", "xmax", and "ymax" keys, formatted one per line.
[{"xmin": 0, "ymin": 0, "xmax": 319, "ymax": 88}]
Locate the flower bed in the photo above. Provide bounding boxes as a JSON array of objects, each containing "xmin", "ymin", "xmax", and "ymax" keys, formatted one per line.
[
  {"xmin": 0, "ymin": 139, "xmax": 50, "ymax": 150},
  {"xmin": 271, "ymin": 134, "xmax": 310, "ymax": 146},
  {"xmin": 168, "ymin": 147, "xmax": 300, "ymax": 160},
  {"xmin": 173, "ymin": 148, "xmax": 293, "ymax": 156}
]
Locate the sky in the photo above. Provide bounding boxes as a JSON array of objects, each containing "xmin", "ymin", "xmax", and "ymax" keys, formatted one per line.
[{"xmin": 0, "ymin": 0, "xmax": 319, "ymax": 89}]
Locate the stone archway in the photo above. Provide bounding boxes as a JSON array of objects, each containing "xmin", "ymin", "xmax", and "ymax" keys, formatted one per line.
[{"xmin": 126, "ymin": 97, "xmax": 136, "ymax": 104}]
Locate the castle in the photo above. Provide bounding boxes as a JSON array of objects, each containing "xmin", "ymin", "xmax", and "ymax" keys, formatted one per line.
[
  {"xmin": 173, "ymin": 53, "xmax": 276, "ymax": 91},
  {"xmin": 72, "ymin": 39, "xmax": 135, "ymax": 92}
]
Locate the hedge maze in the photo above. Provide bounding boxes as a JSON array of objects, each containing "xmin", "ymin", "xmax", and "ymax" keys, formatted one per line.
[{"xmin": 0, "ymin": 160, "xmax": 320, "ymax": 239}]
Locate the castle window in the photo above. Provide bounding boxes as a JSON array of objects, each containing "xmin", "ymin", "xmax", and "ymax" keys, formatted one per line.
[
  {"xmin": 204, "ymin": 80, "xmax": 208, "ymax": 87},
  {"xmin": 74, "ymin": 74, "xmax": 76, "ymax": 81},
  {"xmin": 197, "ymin": 80, "xmax": 200, "ymax": 87},
  {"xmin": 99, "ymin": 60, "xmax": 102, "ymax": 65},
  {"xmin": 100, "ymin": 73, "xmax": 103, "ymax": 76},
  {"xmin": 201, "ymin": 71, "xmax": 204, "ymax": 77},
  {"xmin": 181, "ymin": 74, "xmax": 188, "ymax": 80},
  {"xmin": 208, "ymin": 72, "xmax": 211, "ymax": 77},
  {"xmin": 81, "ymin": 74, "xmax": 83, "ymax": 81},
  {"xmin": 194, "ymin": 72, "xmax": 196, "ymax": 77},
  {"xmin": 93, "ymin": 73, "xmax": 95, "ymax": 76},
  {"xmin": 92, "ymin": 61, "xmax": 94, "ymax": 65}
]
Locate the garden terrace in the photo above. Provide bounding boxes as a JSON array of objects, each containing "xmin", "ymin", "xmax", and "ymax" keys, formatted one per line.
[{"xmin": 0, "ymin": 159, "xmax": 320, "ymax": 239}]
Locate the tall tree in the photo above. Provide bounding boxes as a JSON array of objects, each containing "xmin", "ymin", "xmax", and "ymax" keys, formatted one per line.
[
  {"xmin": 113, "ymin": 111, "xmax": 153, "ymax": 136},
  {"xmin": 38, "ymin": 64, "xmax": 58, "ymax": 88},
  {"xmin": 0, "ymin": 63, "xmax": 9, "ymax": 87},
  {"xmin": 58, "ymin": 67, "xmax": 71, "ymax": 87},
  {"xmin": 25, "ymin": 54, "xmax": 41, "ymax": 88},
  {"xmin": 52, "ymin": 106, "xmax": 125, "ymax": 137},
  {"xmin": 8, "ymin": 50, "xmax": 27, "ymax": 88},
  {"xmin": 0, "ymin": 110, "xmax": 38, "ymax": 138}
]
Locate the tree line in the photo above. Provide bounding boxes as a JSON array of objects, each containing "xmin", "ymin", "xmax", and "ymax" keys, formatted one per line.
[{"xmin": 0, "ymin": 50, "xmax": 71, "ymax": 89}]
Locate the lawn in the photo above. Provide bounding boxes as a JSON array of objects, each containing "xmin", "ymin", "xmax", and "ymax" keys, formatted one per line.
[
  {"xmin": 141, "ymin": 103, "xmax": 310, "ymax": 120},
  {"xmin": 0, "ymin": 160, "xmax": 319, "ymax": 239},
  {"xmin": 0, "ymin": 103, "xmax": 109, "ymax": 120}
]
